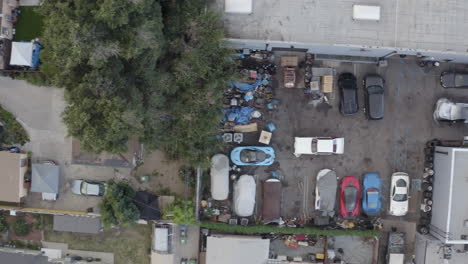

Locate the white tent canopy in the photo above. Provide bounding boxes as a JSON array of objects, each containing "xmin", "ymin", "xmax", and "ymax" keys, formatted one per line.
[
  {"xmin": 225, "ymin": 0, "xmax": 253, "ymax": 14},
  {"xmin": 10, "ymin": 42, "xmax": 33, "ymax": 67}
]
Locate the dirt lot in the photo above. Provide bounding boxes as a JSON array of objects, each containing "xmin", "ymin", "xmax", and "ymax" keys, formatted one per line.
[{"xmin": 232, "ymin": 52, "xmax": 468, "ymax": 262}]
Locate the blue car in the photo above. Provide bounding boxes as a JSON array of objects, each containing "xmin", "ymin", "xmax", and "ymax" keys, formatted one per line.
[
  {"xmin": 362, "ymin": 173, "xmax": 382, "ymax": 215},
  {"xmin": 230, "ymin": 146, "xmax": 275, "ymax": 166}
]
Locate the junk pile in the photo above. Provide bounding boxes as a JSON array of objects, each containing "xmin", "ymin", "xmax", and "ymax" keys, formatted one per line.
[{"xmin": 222, "ymin": 49, "xmax": 279, "ymax": 145}]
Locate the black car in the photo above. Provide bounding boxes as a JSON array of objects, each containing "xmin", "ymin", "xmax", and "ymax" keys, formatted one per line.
[
  {"xmin": 364, "ymin": 75, "xmax": 385, "ymax": 120},
  {"xmin": 338, "ymin": 73, "xmax": 359, "ymax": 115},
  {"xmin": 440, "ymin": 72, "xmax": 468, "ymax": 88}
]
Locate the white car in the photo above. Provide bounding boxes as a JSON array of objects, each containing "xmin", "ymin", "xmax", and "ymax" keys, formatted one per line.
[
  {"xmin": 389, "ymin": 172, "xmax": 410, "ymax": 216},
  {"xmin": 71, "ymin": 180, "xmax": 107, "ymax": 196},
  {"xmin": 294, "ymin": 137, "xmax": 344, "ymax": 157},
  {"xmin": 433, "ymin": 97, "xmax": 468, "ymax": 123}
]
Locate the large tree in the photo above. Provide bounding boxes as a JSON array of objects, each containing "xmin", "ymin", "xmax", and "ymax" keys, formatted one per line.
[
  {"xmin": 99, "ymin": 181, "xmax": 140, "ymax": 228},
  {"xmin": 145, "ymin": 1, "xmax": 237, "ymax": 165},
  {"xmin": 39, "ymin": 0, "xmax": 164, "ymax": 153}
]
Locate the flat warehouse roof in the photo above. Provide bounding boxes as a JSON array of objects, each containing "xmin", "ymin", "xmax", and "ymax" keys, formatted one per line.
[{"xmin": 213, "ymin": 0, "xmax": 468, "ymax": 53}]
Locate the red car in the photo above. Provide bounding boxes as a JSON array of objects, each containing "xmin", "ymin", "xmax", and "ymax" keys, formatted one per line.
[{"xmin": 339, "ymin": 176, "xmax": 361, "ymax": 218}]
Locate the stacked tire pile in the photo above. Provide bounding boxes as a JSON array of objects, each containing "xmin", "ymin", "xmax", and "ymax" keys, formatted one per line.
[{"xmin": 418, "ymin": 140, "xmax": 439, "ymax": 235}]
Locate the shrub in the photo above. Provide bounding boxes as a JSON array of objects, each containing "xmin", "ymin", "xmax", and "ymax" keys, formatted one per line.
[{"xmin": 12, "ymin": 216, "xmax": 32, "ymax": 236}]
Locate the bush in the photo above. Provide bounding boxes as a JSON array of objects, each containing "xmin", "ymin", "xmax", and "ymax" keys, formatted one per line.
[
  {"xmin": 163, "ymin": 200, "xmax": 196, "ymax": 225},
  {"xmin": 12, "ymin": 216, "xmax": 32, "ymax": 236},
  {"xmin": 200, "ymin": 222, "xmax": 380, "ymax": 237},
  {"xmin": 0, "ymin": 105, "xmax": 29, "ymax": 145}
]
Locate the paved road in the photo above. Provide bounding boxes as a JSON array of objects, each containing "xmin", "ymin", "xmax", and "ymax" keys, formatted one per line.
[{"xmin": 0, "ymin": 77, "xmax": 125, "ymax": 213}]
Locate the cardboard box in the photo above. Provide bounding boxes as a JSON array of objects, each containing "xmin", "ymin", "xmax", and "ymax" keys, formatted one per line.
[
  {"xmin": 321, "ymin": 75, "xmax": 333, "ymax": 93},
  {"xmin": 281, "ymin": 56, "xmax": 298, "ymax": 67},
  {"xmin": 259, "ymin": 130, "xmax": 272, "ymax": 145}
]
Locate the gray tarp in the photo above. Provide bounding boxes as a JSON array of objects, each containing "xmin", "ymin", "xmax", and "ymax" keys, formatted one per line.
[
  {"xmin": 31, "ymin": 163, "xmax": 59, "ymax": 194},
  {"xmin": 315, "ymin": 169, "xmax": 337, "ymax": 216}
]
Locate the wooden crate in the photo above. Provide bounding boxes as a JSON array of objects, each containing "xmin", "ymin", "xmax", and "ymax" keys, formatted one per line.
[{"xmin": 321, "ymin": 75, "xmax": 333, "ymax": 93}]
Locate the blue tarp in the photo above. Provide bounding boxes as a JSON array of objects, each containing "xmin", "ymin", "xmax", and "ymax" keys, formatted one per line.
[
  {"xmin": 229, "ymin": 80, "xmax": 262, "ymax": 92},
  {"xmin": 31, "ymin": 43, "xmax": 42, "ymax": 68},
  {"xmin": 223, "ymin": 106, "xmax": 254, "ymax": 125}
]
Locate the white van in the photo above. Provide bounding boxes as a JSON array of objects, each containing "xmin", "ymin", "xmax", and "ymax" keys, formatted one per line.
[{"xmin": 211, "ymin": 154, "xmax": 229, "ymax": 200}]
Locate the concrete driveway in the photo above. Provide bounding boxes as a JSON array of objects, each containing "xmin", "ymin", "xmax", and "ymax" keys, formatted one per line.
[{"xmin": 0, "ymin": 77, "xmax": 130, "ymax": 213}]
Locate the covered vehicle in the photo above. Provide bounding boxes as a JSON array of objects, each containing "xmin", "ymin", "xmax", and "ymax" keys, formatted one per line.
[
  {"xmin": 440, "ymin": 72, "xmax": 468, "ymax": 88},
  {"xmin": 433, "ymin": 97, "xmax": 468, "ymax": 123},
  {"xmin": 71, "ymin": 180, "xmax": 106, "ymax": 196},
  {"xmin": 294, "ymin": 137, "xmax": 344, "ymax": 157},
  {"xmin": 262, "ymin": 178, "xmax": 282, "ymax": 224},
  {"xmin": 338, "ymin": 72, "xmax": 359, "ymax": 115},
  {"xmin": 231, "ymin": 146, "xmax": 275, "ymax": 166},
  {"xmin": 210, "ymin": 154, "xmax": 229, "ymax": 200},
  {"xmin": 389, "ymin": 172, "xmax": 410, "ymax": 216},
  {"xmin": 315, "ymin": 169, "xmax": 337, "ymax": 217},
  {"xmin": 339, "ymin": 176, "xmax": 360, "ymax": 218},
  {"xmin": 364, "ymin": 75, "xmax": 385, "ymax": 120},
  {"xmin": 362, "ymin": 173, "xmax": 382, "ymax": 215},
  {"xmin": 234, "ymin": 175, "xmax": 256, "ymax": 217}
]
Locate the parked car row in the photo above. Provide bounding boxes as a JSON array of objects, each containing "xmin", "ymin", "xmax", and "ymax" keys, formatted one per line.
[
  {"xmin": 338, "ymin": 72, "xmax": 385, "ymax": 120},
  {"xmin": 337, "ymin": 172, "xmax": 409, "ymax": 218}
]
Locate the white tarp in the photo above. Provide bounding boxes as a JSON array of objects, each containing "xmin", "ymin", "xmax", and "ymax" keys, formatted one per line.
[
  {"xmin": 352, "ymin": 5, "xmax": 381, "ymax": 21},
  {"xmin": 211, "ymin": 154, "xmax": 229, "ymax": 200},
  {"xmin": 234, "ymin": 175, "xmax": 256, "ymax": 217},
  {"xmin": 225, "ymin": 0, "xmax": 253, "ymax": 14},
  {"xmin": 10, "ymin": 42, "xmax": 33, "ymax": 67}
]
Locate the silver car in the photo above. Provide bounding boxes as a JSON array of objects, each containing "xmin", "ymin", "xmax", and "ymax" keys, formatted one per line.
[{"xmin": 71, "ymin": 180, "xmax": 107, "ymax": 196}]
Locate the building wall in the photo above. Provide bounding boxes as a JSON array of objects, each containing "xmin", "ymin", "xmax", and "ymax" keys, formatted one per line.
[
  {"xmin": 225, "ymin": 38, "xmax": 468, "ymax": 63},
  {"xmin": 431, "ymin": 147, "xmax": 453, "ymax": 242}
]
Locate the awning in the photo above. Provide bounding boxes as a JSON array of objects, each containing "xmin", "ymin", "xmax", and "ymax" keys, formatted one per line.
[{"xmin": 10, "ymin": 42, "xmax": 33, "ymax": 67}]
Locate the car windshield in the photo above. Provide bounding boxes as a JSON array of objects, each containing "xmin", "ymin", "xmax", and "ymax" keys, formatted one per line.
[
  {"xmin": 396, "ymin": 179, "xmax": 407, "ymax": 187},
  {"xmin": 366, "ymin": 189, "xmax": 379, "ymax": 209},
  {"xmin": 240, "ymin": 149, "xmax": 266, "ymax": 163},
  {"xmin": 367, "ymin": 85, "xmax": 383, "ymax": 94},
  {"xmin": 344, "ymin": 186, "xmax": 357, "ymax": 211},
  {"xmin": 80, "ymin": 182, "xmax": 87, "ymax": 194},
  {"xmin": 392, "ymin": 186, "xmax": 408, "ymax": 202}
]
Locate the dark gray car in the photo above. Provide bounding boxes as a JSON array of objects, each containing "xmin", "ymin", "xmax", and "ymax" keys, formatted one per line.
[
  {"xmin": 338, "ymin": 73, "xmax": 359, "ymax": 116},
  {"xmin": 364, "ymin": 75, "xmax": 385, "ymax": 120},
  {"xmin": 440, "ymin": 72, "xmax": 468, "ymax": 88}
]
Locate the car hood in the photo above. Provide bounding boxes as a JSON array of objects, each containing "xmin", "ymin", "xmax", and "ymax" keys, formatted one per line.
[
  {"xmin": 368, "ymin": 93, "xmax": 384, "ymax": 119},
  {"xmin": 71, "ymin": 180, "xmax": 82, "ymax": 195},
  {"xmin": 441, "ymin": 73, "xmax": 455, "ymax": 88},
  {"xmin": 390, "ymin": 201, "xmax": 408, "ymax": 216}
]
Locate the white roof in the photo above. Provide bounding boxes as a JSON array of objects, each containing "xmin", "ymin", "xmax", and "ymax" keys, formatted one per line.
[
  {"xmin": 211, "ymin": 154, "xmax": 229, "ymax": 200},
  {"xmin": 234, "ymin": 175, "xmax": 256, "ymax": 217},
  {"xmin": 352, "ymin": 5, "xmax": 381, "ymax": 21},
  {"xmin": 225, "ymin": 0, "xmax": 253, "ymax": 14},
  {"xmin": 206, "ymin": 235, "xmax": 269, "ymax": 264},
  {"xmin": 388, "ymin": 253, "xmax": 404, "ymax": 264},
  {"xmin": 294, "ymin": 137, "xmax": 313, "ymax": 155},
  {"xmin": 154, "ymin": 227, "xmax": 169, "ymax": 252},
  {"xmin": 10, "ymin": 42, "xmax": 33, "ymax": 67},
  {"xmin": 317, "ymin": 139, "xmax": 334, "ymax": 153},
  {"xmin": 87, "ymin": 183, "xmax": 100, "ymax": 196}
]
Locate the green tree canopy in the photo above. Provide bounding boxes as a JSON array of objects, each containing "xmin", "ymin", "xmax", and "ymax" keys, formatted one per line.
[
  {"xmin": 99, "ymin": 181, "xmax": 140, "ymax": 228},
  {"xmin": 163, "ymin": 199, "xmax": 196, "ymax": 225},
  {"xmin": 39, "ymin": 0, "xmax": 164, "ymax": 153}
]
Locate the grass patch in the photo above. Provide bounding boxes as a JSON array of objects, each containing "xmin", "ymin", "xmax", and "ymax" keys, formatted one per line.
[
  {"xmin": 14, "ymin": 7, "xmax": 44, "ymax": 41},
  {"xmin": 44, "ymin": 224, "xmax": 152, "ymax": 264},
  {"xmin": 200, "ymin": 222, "xmax": 380, "ymax": 237},
  {"xmin": 0, "ymin": 105, "xmax": 29, "ymax": 145}
]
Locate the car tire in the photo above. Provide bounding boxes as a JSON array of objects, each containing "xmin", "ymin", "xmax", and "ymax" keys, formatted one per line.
[
  {"xmin": 420, "ymin": 217, "xmax": 431, "ymax": 225},
  {"xmin": 423, "ymin": 191, "xmax": 433, "ymax": 198},
  {"xmin": 418, "ymin": 225, "xmax": 430, "ymax": 235},
  {"xmin": 424, "ymin": 205, "xmax": 432, "ymax": 212}
]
